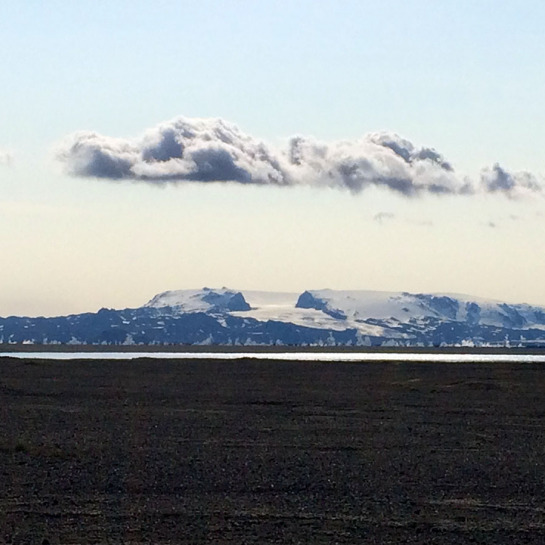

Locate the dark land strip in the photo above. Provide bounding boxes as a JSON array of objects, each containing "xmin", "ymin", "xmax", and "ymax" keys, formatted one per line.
[
  {"xmin": 4, "ymin": 343, "xmax": 545, "ymax": 354},
  {"xmin": 1, "ymin": 358, "xmax": 545, "ymax": 544}
]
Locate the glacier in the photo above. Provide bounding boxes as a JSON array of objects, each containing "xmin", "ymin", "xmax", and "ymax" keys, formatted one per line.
[{"xmin": 2, "ymin": 287, "xmax": 545, "ymax": 347}]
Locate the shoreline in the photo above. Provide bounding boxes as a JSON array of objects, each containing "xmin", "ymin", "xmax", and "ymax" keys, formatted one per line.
[{"xmin": 2, "ymin": 343, "xmax": 545, "ymax": 355}]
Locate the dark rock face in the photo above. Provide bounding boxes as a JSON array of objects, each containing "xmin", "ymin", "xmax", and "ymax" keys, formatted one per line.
[
  {"xmin": 200, "ymin": 290, "xmax": 250, "ymax": 312},
  {"xmin": 531, "ymin": 309, "xmax": 545, "ymax": 325},
  {"xmin": 465, "ymin": 302, "xmax": 481, "ymax": 325},
  {"xmin": 413, "ymin": 294, "xmax": 459, "ymax": 320},
  {"xmin": 295, "ymin": 291, "xmax": 326, "ymax": 311},
  {"xmin": 498, "ymin": 303, "xmax": 526, "ymax": 329},
  {"xmin": 295, "ymin": 291, "xmax": 346, "ymax": 320}
]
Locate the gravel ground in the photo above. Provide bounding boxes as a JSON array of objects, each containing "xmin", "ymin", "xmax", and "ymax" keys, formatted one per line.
[{"xmin": 1, "ymin": 357, "xmax": 545, "ymax": 544}]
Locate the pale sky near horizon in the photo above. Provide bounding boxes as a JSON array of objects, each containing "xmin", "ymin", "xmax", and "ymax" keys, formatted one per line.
[{"xmin": 3, "ymin": 1, "xmax": 545, "ymax": 316}]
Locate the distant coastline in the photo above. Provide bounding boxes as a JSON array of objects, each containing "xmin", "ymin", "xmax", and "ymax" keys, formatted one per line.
[{"xmin": 3, "ymin": 343, "xmax": 545, "ymax": 355}]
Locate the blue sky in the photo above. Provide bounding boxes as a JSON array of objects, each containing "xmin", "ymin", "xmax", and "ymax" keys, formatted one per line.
[{"xmin": 2, "ymin": 1, "xmax": 545, "ymax": 315}]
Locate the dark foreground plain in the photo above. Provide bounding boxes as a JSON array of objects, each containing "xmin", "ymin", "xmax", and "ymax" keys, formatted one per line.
[{"xmin": 1, "ymin": 358, "xmax": 545, "ymax": 544}]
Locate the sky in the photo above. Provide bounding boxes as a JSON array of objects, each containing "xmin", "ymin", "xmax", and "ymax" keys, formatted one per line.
[{"xmin": 3, "ymin": 0, "xmax": 545, "ymax": 316}]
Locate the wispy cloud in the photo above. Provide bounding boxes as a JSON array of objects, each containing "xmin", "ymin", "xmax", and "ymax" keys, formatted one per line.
[
  {"xmin": 0, "ymin": 150, "xmax": 13, "ymax": 166},
  {"xmin": 57, "ymin": 116, "xmax": 544, "ymax": 199},
  {"xmin": 408, "ymin": 219, "xmax": 434, "ymax": 227},
  {"xmin": 373, "ymin": 212, "xmax": 395, "ymax": 224}
]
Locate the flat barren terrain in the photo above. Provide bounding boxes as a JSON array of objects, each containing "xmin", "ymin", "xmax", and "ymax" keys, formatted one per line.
[{"xmin": 1, "ymin": 357, "xmax": 545, "ymax": 544}]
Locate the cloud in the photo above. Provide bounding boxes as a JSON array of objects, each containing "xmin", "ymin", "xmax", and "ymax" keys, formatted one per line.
[
  {"xmin": 408, "ymin": 219, "xmax": 434, "ymax": 227},
  {"xmin": 0, "ymin": 150, "xmax": 13, "ymax": 166},
  {"xmin": 288, "ymin": 132, "xmax": 471, "ymax": 196},
  {"xmin": 373, "ymin": 212, "xmax": 395, "ymax": 224},
  {"xmin": 480, "ymin": 163, "xmax": 544, "ymax": 199},
  {"xmin": 57, "ymin": 116, "xmax": 544, "ymax": 199},
  {"xmin": 58, "ymin": 118, "xmax": 288, "ymax": 186}
]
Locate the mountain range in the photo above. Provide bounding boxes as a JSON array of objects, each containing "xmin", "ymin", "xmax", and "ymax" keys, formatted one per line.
[{"xmin": 3, "ymin": 287, "xmax": 545, "ymax": 347}]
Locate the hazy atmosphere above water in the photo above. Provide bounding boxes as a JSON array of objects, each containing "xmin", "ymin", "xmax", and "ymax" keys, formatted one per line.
[{"xmin": 3, "ymin": 1, "xmax": 545, "ymax": 316}]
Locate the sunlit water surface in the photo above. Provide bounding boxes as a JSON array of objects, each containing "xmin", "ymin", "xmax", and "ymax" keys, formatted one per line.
[{"xmin": 2, "ymin": 352, "xmax": 545, "ymax": 363}]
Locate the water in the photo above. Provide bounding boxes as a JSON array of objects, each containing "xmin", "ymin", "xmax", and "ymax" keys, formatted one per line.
[{"xmin": 2, "ymin": 351, "xmax": 545, "ymax": 363}]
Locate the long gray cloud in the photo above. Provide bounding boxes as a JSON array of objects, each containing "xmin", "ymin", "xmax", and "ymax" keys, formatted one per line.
[{"xmin": 57, "ymin": 116, "xmax": 543, "ymax": 198}]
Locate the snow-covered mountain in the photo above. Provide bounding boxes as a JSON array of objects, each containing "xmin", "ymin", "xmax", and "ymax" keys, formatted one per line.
[
  {"xmin": 146, "ymin": 287, "xmax": 250, "ymax": 313},
  {"xmin": 295, "ymin": 289, "xmax": 545, "ymax": 330},
  {"xmin": 3, "ymin": 287, "xmax": 545, "ymax": 347},
  {"xmin": 145, "ymin": 287, "xmax": 545, "ymax": 331}
]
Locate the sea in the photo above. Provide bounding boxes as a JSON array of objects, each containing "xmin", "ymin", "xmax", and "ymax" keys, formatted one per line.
[{"xmin": 3, "ymin": 351, "xmax": 545, "ymax": 363}]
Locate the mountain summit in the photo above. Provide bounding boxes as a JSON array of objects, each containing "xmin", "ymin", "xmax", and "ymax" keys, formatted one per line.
[{"xmin": 146, "ymin": 287, "xmax": 250, "ymax": 313}]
